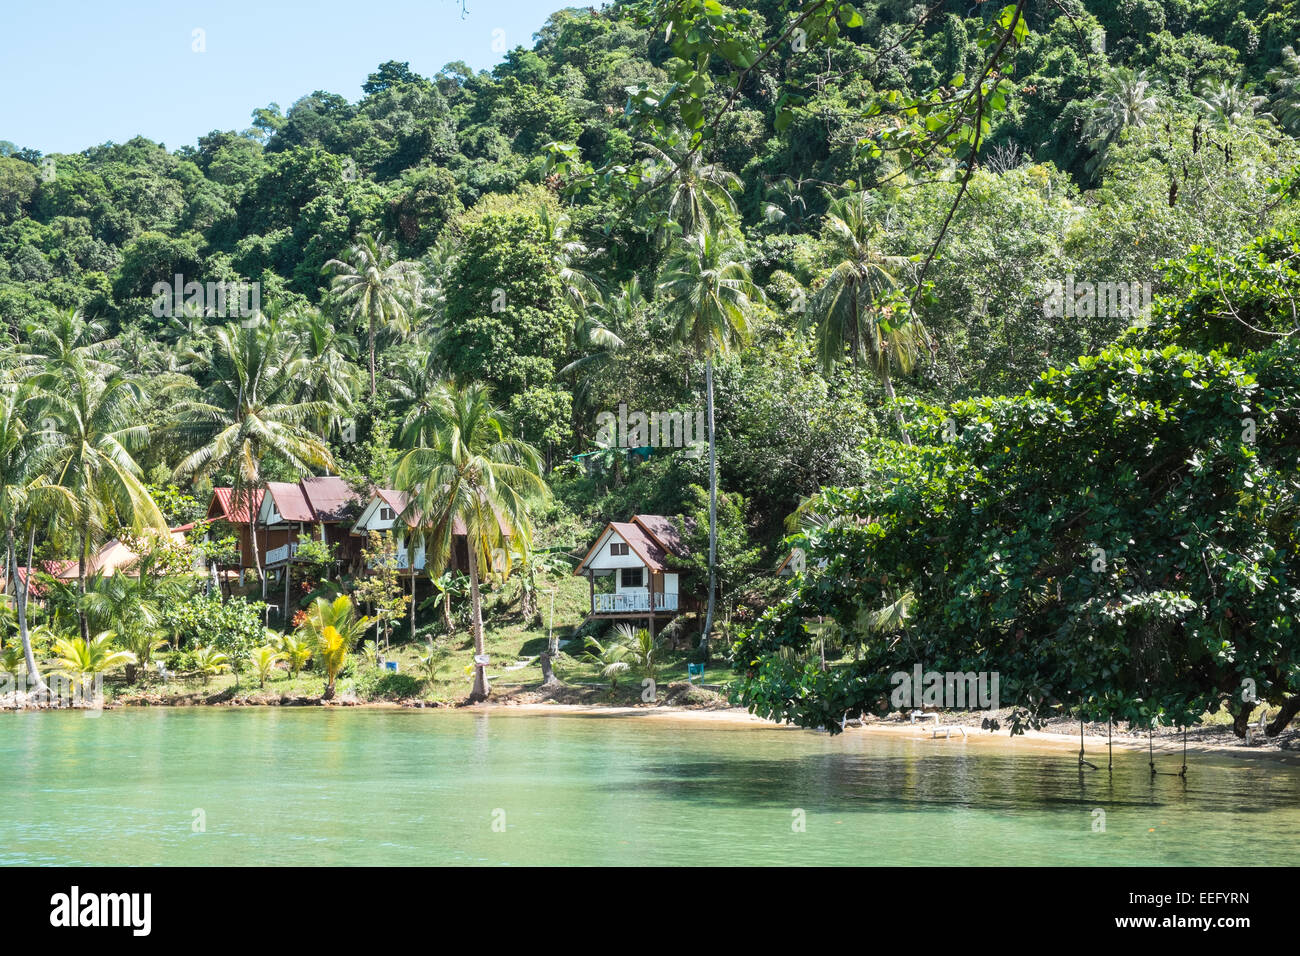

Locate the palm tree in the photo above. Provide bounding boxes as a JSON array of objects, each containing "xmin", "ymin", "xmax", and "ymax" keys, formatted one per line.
[
  {"xmin": 657, "ymin": 226, "xmax": 760, "ymax": 657},
  {"xmin": 561, "ymin": 276, "xmax": 639, "ymax": 420},
  {"xmin": 297, "ymin": 594, "xmax": 370, "ymax": 700},
  {"xmin": 392, "ymin": 381, "xmax": 548, "ymax": 701},
  {"xmin": 249, "ymin": 644, "xmax": 286, "ymax": 688},
  {"xmin": 324, "ymin": 233, "xmax": 419, "ymax": 396},
  {"xmin": 79, "ymin": 548, "xmax": 188, "ymax": 683},
  {"xmin": 193, "ymin": 645, "xmax": 230, "ymax": 684},
  {"xmin": 535, "ymin": 204, "xmax": 604, "ymax": 311},
  {"xmin": 806, "ymin": 191, "xmax": 927, "ymax": 440},
  {"xmin": 283, "ymin": 304, "xmax": 361, "ymax": 436},
  {"xmin": 639, "ymin": 138, "xmax": 741, "ymax": 239},
  {"xmin": 581, "ymin": 635, "xmax": 630, "ymax": 691},
  {"xmin": 51, "ymin": 631, "xmax": 135, "ymax": 702},
  {"xmin": 1267, "ymin": 46, "xmax": 1300, "ymax": 133},
  {"xmin": 17, "ymin": 307, "xmax": 116, "ymax": 376},
  {"xmin": 1084, "ymin": 67, "xmax": 1161, "ymax": 165},
  {"xmin": 35, "ymin": 365, "xmax": 167, "ymax": 642},
  {"xmin": 0, "ymin": 382, "xmax": 77, "ymax": 695},
  {"xmin": 1196, "ymin": 79, "xmax": 1267, "ymax": 129},
  {"xmin": 171, "ymin": 319, "xmax": 337, "ymax": 595}
]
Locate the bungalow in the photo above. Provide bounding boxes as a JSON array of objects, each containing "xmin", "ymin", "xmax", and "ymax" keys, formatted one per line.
[
  {"xmin": 205, "ymin": 486, "xmax": 266, "ymax": 573},
  {"xmin": 258, "ymin": 476, "xmax": 365, "ymax": 572},
  {"xmin": 573, "ymin": 514, "xmax": 695, "ymax": 628},
  {"xmin": 350, "ymin": 488, "xmax": 511, "ymax": 575},
  {"xmin": 205, "ymin": 477, "xmax": 364, "ymax": 579}
]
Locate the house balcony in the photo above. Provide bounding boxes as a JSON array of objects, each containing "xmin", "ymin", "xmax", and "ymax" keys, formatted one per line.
[
  {"xmin": 395, "ymin": 550, "xmax": 427, "ymax": 570},
  {"xmin": 265, "ymin": 541, "xmax": 299, "ymax": 567},
  {"xmin": 592, "ymin": 591, "xmax": 678, "ymax": 615}
]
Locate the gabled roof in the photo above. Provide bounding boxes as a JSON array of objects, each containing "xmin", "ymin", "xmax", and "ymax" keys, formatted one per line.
[
  {"xmin": 301, "ymin": 476, "xmax": 362, "ymax": 522},
  {"xmin": 263, "ymin": 481, "xmax": 314, "ymax": 523},
  {"xmin": 46, "ymin": 528, "xmax": 189, "ymax": 580},
  {"xmin": 632, "ymin": 514, "xmax": 688, "ymax": 557},
  {"xmin": 355, "ymin": 488, "xmax": 472, "ymax": 535},
  {"xmin": 575, "ymin": 514, "xmax": 689, "ymax": 574},
  {"xmin": 209, "ymin": 487, "xmax": 264, "ymax": 524}
]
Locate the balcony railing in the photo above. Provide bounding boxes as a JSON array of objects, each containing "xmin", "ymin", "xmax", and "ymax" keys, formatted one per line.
[
  {"xmin": 396, "ymin": 550, "xmax": 426, "ymax": 570},
  {"xmin": 593, "ymin": 591, "xmax": 678, "ymax": 614},
  {"xmin": 264, "ymin": 541, "xmax": 299, "ymax": 567}
]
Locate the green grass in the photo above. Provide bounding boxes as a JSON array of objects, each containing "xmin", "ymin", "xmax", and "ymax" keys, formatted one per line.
[{"xmin": 101, "ymin": 571, "xmax": 731, "ymax": 706}]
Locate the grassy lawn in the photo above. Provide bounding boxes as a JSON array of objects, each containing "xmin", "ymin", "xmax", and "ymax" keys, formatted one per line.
[{"xmin": 107, "ymin": 570, "xmax": 732, "ymax": 706}]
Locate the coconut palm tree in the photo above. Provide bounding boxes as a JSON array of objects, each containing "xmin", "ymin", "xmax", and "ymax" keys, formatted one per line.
[
  {"xmin": 639, "ymin": 137, "xmax": 741, "ymax": 240},
  {"xmin": 392, "ymin": 381, "xmax": 548, "ymax": 701},
  {"xmin": 51, "ymin": 631, "xmax": 135, "ymax": 702},
  {"xmin": 0, "ymin": 382, "xmax": 77, "ymax": 695},
  {"xmin": 171, "ymin": 319, "xmax": 336, "ymax": 596},
  {"xmin": 1267, "ymin": 46, "xmax": 1300, "ymax": 133},
  {"xmin": 34, "ymin": 365, "xmax": 167, "ymax": 642},
  {"xmin": 806, "ymin": 191, "xmax": 927, "ymax": 440},
  {"xmin": 1196, "ymin": 79, "xmax": 1267, "ymax": 129},
  {"xmin": 657, "ymin": 226, "xmax": 760, "ymax": 657},
  {"xmin": 17, "ymin": 307, "xmax": 116, "ymax": 376},
  {"xmin": 79, "ymin": 548, "xmax": 189, "ymax": 683},
  {"xmin": 324, "ymin": 233, "xmax": 420, "ymax": 397},
  {"xmin": 561, "ymin": 277, "xmax": 640, "ymax": 420},
  {"xmin": 1084, "ymin": 67, "xmax": 1162, "ymax": 166},
  {"xmin": 297, "ymin": 594, "xmax": 370, "ymax": 700},
  {"xmin": 249, "ymin": 644, "xmax": 286, "ymax": 688}
]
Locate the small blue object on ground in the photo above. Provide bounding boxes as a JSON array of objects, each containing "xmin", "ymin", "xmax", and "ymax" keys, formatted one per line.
[
  {"xmin": 687, "ymin": 663, "xmax": 704, "ymax": 682},
  {"xmin": 384, "ymin": 661, "xmax": 399, "ymax": 673}
]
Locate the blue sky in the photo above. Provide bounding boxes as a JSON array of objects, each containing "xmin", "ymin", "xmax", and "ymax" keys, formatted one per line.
[{"xmin": 1, "ymin": 0, "xmax": 559, "ymax": 155}]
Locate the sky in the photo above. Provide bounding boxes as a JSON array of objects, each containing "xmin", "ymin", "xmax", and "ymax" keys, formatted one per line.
[{"xmin": 0, "ymin": 0, "xmax": 560, "ymax": 155}]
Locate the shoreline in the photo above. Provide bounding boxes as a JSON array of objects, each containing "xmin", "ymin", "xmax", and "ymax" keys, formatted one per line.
[{"xmin": 11, "ymin": 689, "xmax": 1300, "ymax": 766}]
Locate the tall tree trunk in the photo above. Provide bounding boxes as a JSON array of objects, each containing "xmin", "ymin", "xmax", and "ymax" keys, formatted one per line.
[
  {"xmin": 409, "ymin": 563, "xmax": 417, "ymax": 642},
  {"xmin": 880, "ymin": 364, "xmax": 911, "ymax": 446},
  {"xmin": 466, "ymin": 537, "xmax": 488, "ymax": 701},
  {"xmin": 77, "ymin": 522, "xmax": 90, "ymax": 643},
  {"xmin": 700, "ymin": 355, "xmax": 718, "ymax": 662},
  {"xmin": 9, "ymin": 526, "xmax": 47, "ymax": 696},
  {"xmin": 368, "ymin": 307, "xmax": 377, "ymax": 398}
]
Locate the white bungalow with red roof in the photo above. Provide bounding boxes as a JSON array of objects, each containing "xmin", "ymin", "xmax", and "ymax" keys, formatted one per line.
[
  {"xmin": 573, "ymin": 514, "xmax": 695, "ymax": 627},
  {"xmin": 350, "ymin": 488, "xmax": 511, "ymax": 575}
]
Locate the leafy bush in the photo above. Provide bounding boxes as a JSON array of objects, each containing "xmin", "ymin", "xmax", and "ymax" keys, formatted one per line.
[{"xmin": 355, "ymin": 669, "xmax": 423, "ymax": 700}]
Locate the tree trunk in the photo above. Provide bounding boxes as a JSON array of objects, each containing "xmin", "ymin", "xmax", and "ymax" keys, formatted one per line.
[
  {"xmin": 77, "ymin": 522, "xmax": 90, "ymax": 643},
  {"xmin": 10, "ymin": 526, "xmax": 47, "ymax": 696},
  {"xmin": 466, "ymin": 537, "xmax": 489, "ymax": 701},
  {"xmin": 443, "ymin": 590, "xmax": 454, "ymax": 636},
  {"xmin": 880, "ymin": 364, "xmax": 912, "ymax": 447},
  {"xmin": 410, "ymin": 564, "xmax": 417, "ymax": 642},
  {"xmin": 700, "ymin": 355, "xmax": 718, "ymax": 662},
  {"xmin": 368, "ymin": 308, "xmax": 377, "ymax": 398},
  {"xmin": 1267, "ymin": 695, "xmax": 1300, "ymax": 737},
  {"xmin": 1231, "ymin": 699, "xmax": 1256, "ymax": 738},
  {"xmin": 540, "ymin": 653, "xmax": 558, "ymax": 686}
]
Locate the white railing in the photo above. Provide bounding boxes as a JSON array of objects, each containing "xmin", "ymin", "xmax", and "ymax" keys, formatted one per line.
[
  {"xmin": 396, "ymin": 551, "xmax": 426, "ymax": 570},
  {"xmin": 593, "ymin": 591, "xmax": 678, "ymax": 613},
  {"xmin": 265, "ymin": 541, "xmax": 298, "ymax": 566}
]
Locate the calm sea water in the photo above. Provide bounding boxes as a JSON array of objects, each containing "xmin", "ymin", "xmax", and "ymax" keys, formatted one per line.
[{"xmin": 2, "ymin": 708, "xmax": 1297, "ymax": 866}]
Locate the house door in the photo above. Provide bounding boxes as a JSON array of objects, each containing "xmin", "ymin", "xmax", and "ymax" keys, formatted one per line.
[{"xmin": 651, "ymin": 570, "xmax": 664, "ymax": 609}]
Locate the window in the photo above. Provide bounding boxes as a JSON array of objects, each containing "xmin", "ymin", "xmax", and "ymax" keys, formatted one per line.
[
  {"xmin": 621, "ymin": 567, "xmax": 644, "ymax": 588},
  {"xmin": 609, "ymin": 541, "xmax": 629, "ymax": 556},
  {"xmin": 380, "ymin": 507, "xmax": 395, "ymax": 521}
]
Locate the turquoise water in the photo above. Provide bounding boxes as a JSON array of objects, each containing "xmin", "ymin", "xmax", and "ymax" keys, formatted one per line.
[{"xmin": 2, "ymin": 708, "xmax": 1297, "ymax": 866}]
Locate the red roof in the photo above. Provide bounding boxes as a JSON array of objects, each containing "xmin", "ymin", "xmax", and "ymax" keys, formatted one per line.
[
  {"xmin": 301, "ymin": 476, "xmax": 362, "ymax": 522},
  {"xmin": 264, "ymin": 482, "xmax": 314, "ymax": 522},
  {"xmin": 633, "ymin": 514, "xmax": 688, "ymax": 557},
  {"xmin": 209, "ymin": 487, "xmax": 264, "ymax": 524}
]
